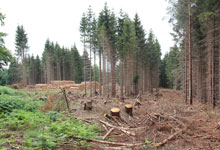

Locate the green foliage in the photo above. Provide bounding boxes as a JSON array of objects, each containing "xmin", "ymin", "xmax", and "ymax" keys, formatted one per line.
[
  {"xmin": 15, "ymin": 25, "xmax": 29, "ymax": 59},
  {"xmin": 142, "ymin": 139, "xmax": 155, "ymax": 150},
  {"xmin": 0, "ymin": 86, "xmax": 27, "ymax": 96},
  {"xmin": 7, "ymin": 58, "xmax": 22, "ymax": 84},
  {"xmin": 164, "ymin": 45, "xmax": 180, "ymax": 88},
  {"xmin": 0, "ymin": 86, "xmax": 100, "ymax": 149},
  {"xmin": 0, "ymin": 69, "xmax": 8, "ymax": 85},
  {"xmin": 0, "ymin": 48, "xmax": 12, "ymax": 70},
  {"xmin": 50, "ymin": 119, "xmax": 100, "ymax": 139},
  {"xmin": 0, "ymin": 86, "xmax": 42, "ymax": 113},
  {"xmin": 0, "ymin": 11, "xmax": 12, "ymax": 70},
  {"xmin": 0, "ymin": 95, "xmax": 41, "ymax": 114}
]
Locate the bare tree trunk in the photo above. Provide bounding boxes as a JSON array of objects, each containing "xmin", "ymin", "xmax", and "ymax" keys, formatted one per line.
[
  {"xmin": 57, "ymin": 61, "xmax": 61, "ymax": 80},
  {"xmin": 110, "ymin": 50, "xmax": 116, "ymax": 97},
  {"xmin": 21, "ymin": 49, "xmax": 27, "ymax": 85},
  {"xmin": 212, "ymin": 16, "xmax": 216, "ymax": 109},
  {"xmin": 62, "ymin": 60, "xmax": 65, "ymax": 80},
  {"xmin": 84, "ymin": 38, "xmax": 87, "ymax": 95},
  {"xmin": 219, "ymin": 10, "xmax": 220, "ymax": 107},
  {"xmin": 94, "ymin": 51, "xmax": 96, "ymax": 95},
  {"xmin": 184, "ymin": 35, "xmax": 188, "ymax": 104},
  {"xmin": 127, "ymin": 53, "xmax": 130, "ymax": 96},
  {"xmin": 102, "ymin": 47, "xmax": 106, "ymax": 97},
  {"xmin": 99, "ymin": 50, "xmax": 102, "ymax": 96},
  {"xmin": 90, "ymin": 44, "xmax": 92, "ymax": 97},
  {"xmin": 120, "ymin": 60, "xmax": 124, "ymax": 99},
  {"xmin": 142, "ymin": 65, "xmax": 145, "ymax": 93},
  {"xmin": 156, "ymin": 63, "xmax": 159, "ymax": 92},
  {"xmin": 188, "ymin": 0, "xmax": 193, "ymax": 105}
]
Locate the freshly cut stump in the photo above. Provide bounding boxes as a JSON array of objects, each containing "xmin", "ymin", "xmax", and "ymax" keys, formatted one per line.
[
  {"xmin": 110, "ymin": 108, "xmax": 120, "ymax": 117},
  {"xmin": 84, "ymin": 100, "xmax": 93, "ymax": 110},
  {"xmin": 125, "ymin": 104, "xmax": 133, "ymax": 116}
]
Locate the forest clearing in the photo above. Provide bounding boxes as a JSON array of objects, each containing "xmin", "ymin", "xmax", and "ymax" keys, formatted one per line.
[
  {"xmin": 1, "ymin": 0, "xmax": 220, "ymax": 150},
  {"xmin": 1, "ymin": 84, "xmax": 220, "ymax": 150}
]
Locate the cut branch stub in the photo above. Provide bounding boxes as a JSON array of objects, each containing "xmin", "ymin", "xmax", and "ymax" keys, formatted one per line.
[
  {"xmin": 125, "ymin": 104, "xmax": 133, "ymax": 116},
  {"xmin": 110, "ymin": 108, "xmax": 120, "ymax": 117}
]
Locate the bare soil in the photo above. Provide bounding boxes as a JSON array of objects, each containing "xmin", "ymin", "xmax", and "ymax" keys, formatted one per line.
[{"xmin": 54, "ymin": 88, "xmax": 220, "ymax": 150}]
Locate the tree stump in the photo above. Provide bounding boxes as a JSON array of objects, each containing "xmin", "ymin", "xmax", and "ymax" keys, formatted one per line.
[
  {"xmin": 84, "ymin": 100, "xmax": 93, "ymax": 110},
  {"xmin": 125, "ymin": 104, "xmax": 133, "ymax": 116},
  {"xmin": 110, "ymin": 108, "xmax": 120, "ymax": 117}
]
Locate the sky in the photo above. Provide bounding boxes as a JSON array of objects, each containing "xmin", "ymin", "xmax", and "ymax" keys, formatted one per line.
[{"xmin": 0, "ymin": 0, "xmax": 174, "ymax": 58}]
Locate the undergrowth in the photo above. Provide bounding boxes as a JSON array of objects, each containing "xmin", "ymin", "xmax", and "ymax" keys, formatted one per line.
[{"xmin": 0, "ymin": 86, "xmax": 100, "ymax": 150}]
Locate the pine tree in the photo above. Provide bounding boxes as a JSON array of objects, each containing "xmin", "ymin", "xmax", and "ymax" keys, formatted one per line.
[
  {"xmin": 80, "ymin": 13, "xmax": 88, "ymax": 94},
  {"xmin": 15, "ymin": 25, "xmax": 29, "ymax": 85},
  {"xmin": 98, "ymin": 3, "xmax": 117, "ymax": 97}
]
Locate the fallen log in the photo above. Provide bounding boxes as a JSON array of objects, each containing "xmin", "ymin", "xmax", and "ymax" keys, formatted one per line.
[{"xmin": 70, "ymin": 135, "xmax": 144, "ymax": 147}]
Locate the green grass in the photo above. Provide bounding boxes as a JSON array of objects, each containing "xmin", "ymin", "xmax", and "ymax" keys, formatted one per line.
[{"xmin": 0, "ymin": 86, "xmax": 101, "ymax": 150}]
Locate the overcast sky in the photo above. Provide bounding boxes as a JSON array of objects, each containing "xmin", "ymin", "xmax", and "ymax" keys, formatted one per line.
[{"xmin": 0, "ymin": 0, "xmax": 174, "ymax": 57}]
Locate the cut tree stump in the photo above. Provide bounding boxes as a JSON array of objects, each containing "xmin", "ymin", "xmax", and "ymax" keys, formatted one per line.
[
  {"xmin": 111, "ymin": 108, "xmax": 120, "ymax": 117},
  {"xmin": 125, "ymin": 104, "xmax": 133, "ymax": 116},
  {"xmin": 84, "ymin": 100, "xmax": 93, "ymax": 110}
]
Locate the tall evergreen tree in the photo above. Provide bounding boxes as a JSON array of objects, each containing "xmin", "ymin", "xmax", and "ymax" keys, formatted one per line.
[{"xmin": 15, "ymin": 25, "xmax": 29, "ymax": 85}]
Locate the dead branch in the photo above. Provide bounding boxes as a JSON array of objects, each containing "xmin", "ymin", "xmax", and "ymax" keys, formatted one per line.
[
  {"xmin": 100, "ymin": 120, "xmax": 135, "ymax": 136},
  {"xmin": 70, "ymin": 135, "xmax": 144, "ymax": 147},
  {"xmin": 102, "ymin": 128, "xmax": 114, "ymax": 140},
  {"xmin": 154, "ymin": 115, "xmax": 187, "ymax": 148},
  {"xmin": 60, "ymin": 87, "xmax": 70, "ymax": 112}
]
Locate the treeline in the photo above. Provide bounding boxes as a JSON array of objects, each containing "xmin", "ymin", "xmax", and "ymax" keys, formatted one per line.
[
  {"xmin": 165, "ymin": 0, "xmax": 220, "ymax": 107},
  {"xmin": 7, "ymin": 40, "xmax": 85, "ymax": 85},
  {"xmin": 1, "ymin": 3, "xmax": 163, "ymax": 99}
]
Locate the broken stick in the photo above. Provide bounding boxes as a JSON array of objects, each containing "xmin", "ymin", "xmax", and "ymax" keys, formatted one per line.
[
  {"xmin": 102, "ymin": 128, "xmax": 114, "ymax": 140},
  {"xmin": 71, "ymin": 135, "xmax": 144, "ymax": 147},
  {"xmin": 100, "ymin": 120, "xmax": 135, "ymax": 137},
  {"xmin": 60, "ymin": 87, "xmax": 70, "ymax": 112}
]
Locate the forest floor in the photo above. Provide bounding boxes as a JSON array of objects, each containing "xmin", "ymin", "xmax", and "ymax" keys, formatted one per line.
[
  {"xmin": 63, "ymin": 88, "xmax": 220, "ymax": 150},
  {"xmin": 1, "ymin": 86, "xmax": 220, "ymax": 150}
]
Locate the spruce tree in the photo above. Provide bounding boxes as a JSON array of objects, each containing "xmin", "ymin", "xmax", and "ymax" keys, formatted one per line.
[{"xmin": 15, "ymin": 25, "xmax": 29, "ymax": 85}]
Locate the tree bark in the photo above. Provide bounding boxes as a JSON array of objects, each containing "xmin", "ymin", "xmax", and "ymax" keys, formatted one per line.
[
  {"xmin": 99, "ymin": 50, "xmax": 102, "ymax": 96},
  {"xmin": 84, "ymin": 37, "xmax": 87, "ymax": 95},
  {"xmin": 102, "ymin": 45, "xmax": 106, "ymax": 97},
  {"xmin": 110, "ymin": 49, "xmax": 116, "ymax": 97},
  {"xmin": 120, "ymin": 60, "xmax": 124, "ymax": 99},
  {"xmin": 184, "ymin": 35, "xmax": 188, "ymax": 104},
  {"xmin": 188, "ymin": 0, "xmax": 193, "ymax": 105},
  {"xmin": 94, "ymin": 51, "xmax": 96, "ymax": 95},
  {"xmin": 90, "ymin": 43, "xmax": 92, "ymax": 97}
]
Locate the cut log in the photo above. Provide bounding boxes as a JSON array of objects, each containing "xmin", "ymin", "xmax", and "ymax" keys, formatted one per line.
[
  {"xmin": 125, "ymin": 104, "xmax": 133, "ymax": 116},
  {"xmin": 111, "ymin": 108, "xmax": 120, "ymax": 117}
]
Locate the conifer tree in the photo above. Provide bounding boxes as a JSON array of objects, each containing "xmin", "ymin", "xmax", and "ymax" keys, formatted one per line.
[{"xmin": 15, "ymin": 25, "xmax": 29, "ymax": 85}]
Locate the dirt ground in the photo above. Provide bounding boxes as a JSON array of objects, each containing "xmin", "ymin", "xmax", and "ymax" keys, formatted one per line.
[{"xmin": 44, "ymin": 88, "xmax": 220, "ymax": 150}]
